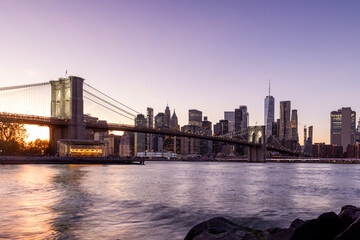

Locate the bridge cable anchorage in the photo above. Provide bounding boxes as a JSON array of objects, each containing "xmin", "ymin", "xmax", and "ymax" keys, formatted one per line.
[
  {"xmin": 83, "ymin": 90, "xmax": 136, "ymax": 118},
  {"xmin": 84, "ymin": 96, "xmax": 134, "ymax": 120},
  {"xmin": 84, "ymin": 82, "xmax": 140, "ymax": 114},
  {"xmin": 0, "ymin": 82, "xmax": 50, "ymax": 91}
]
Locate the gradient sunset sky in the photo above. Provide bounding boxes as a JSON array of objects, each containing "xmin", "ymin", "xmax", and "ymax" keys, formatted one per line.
[{"xmin": 1, "ymin": 0, "xmax": 360, "ymax": 143}]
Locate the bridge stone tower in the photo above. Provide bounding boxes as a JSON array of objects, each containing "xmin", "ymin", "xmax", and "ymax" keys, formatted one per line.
[
  {"xmin": 49, "ymin": 76, "xmax": 85, "ymax": 153},
  {"xmin": 247, "ymin": 125, "xmax": 266, "ymax": 162}
]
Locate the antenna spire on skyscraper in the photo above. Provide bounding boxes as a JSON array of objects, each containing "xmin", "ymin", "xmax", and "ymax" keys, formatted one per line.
[{"xmin": 269, "ymin": 79, "xmax": 271, "ymax": 96}]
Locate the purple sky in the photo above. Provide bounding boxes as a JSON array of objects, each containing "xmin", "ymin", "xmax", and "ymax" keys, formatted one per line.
[{"xmin": 1, "ymin": 0, "xmax": 360, "ymax": 143}]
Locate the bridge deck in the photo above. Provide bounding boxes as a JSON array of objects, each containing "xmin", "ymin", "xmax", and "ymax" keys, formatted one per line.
[{"xmin": 0, "ymin": 112, "xmax": 299, "ymax": 156}]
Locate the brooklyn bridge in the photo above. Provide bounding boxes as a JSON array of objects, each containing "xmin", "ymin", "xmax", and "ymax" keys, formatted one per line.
[{"xmin": 0, "ymin": 76, "xmax": 299, "ymax": 162}]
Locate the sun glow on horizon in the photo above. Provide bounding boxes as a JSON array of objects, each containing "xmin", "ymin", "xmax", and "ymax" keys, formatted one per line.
[{"xmin": 25, "ymin": 125, "xmax": 49, "ymax": 142}]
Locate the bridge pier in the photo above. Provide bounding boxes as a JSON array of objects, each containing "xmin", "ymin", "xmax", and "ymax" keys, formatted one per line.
[
  {"xmin": 247, "ymin": 125, "xmax": 266, "ymax": 162},
  {"xmin": 49, "ymin": 76, "xmax": 85, "ymax": 154},
  {"xmin": 248, "ymin": 145, "xmax": 266, "ymax": 162}
]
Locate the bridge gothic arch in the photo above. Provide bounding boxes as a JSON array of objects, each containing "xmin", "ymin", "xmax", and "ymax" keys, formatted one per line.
[{"xmin": 247, "ymin": 126, "xmax": 266, "ymax": 162}]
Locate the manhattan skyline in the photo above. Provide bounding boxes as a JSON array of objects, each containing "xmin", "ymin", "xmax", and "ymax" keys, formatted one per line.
[{"xmin": 1, "ymin": 1, "xmax": 360, "ymax": 144}]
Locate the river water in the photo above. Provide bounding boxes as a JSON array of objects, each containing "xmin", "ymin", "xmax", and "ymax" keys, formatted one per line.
[{"xmin": 0, "ymin": 161, "xmax": 359, "ymax": 239}]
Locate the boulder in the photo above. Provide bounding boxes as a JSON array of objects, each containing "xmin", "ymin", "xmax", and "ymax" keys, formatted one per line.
[
  {"xmin": 290, "ymin": 212, "xmax": 347, "ymax": 240},
  {"xmin": 266, "ymin": 218, "xmax": 304, "ymax": 240},
  {"xmin": 338, "ymin": 205, "xmax": 360, "ymax": 227},
  {"xmin": 335, "ymin": 217, "xmax": 360, "ymax": 240},
  {"xmin": 184, "ymin": 217, "xmax": 261, "ymax": 240}
]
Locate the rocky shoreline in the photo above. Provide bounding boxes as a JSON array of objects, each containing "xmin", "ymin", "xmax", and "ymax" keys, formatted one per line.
[{"xmin": 185, "ymin": 205, "xmax": 360, "ymax": 240}]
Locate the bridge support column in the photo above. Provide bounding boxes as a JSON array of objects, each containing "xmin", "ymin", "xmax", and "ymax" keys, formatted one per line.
[
  {"xmin": 49, "ymin": 76, "xmax": 85, "ymax": 154},
  {"xmin": 49, "ymin": 126, "xmax": 68, "ymax": 154},
  {"xmin": 67, "ymin": 76, "xmax": 85, "ymax": 139},
  {"xmin": 247, "ymin": 125, "xmax": 266, "ymax": 162},
  {"xmin": 248, "ymin": 145, "xmax": 266, "ymax": 162}
]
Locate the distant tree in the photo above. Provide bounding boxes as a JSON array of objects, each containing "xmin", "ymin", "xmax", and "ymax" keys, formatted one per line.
[
  {"xmin": 25, "ymin": 139, "xmax": 49, "ymax": 155},
  {"xmin": 0, "ymin": 118, "xmax": 28, "ymax": 155}
]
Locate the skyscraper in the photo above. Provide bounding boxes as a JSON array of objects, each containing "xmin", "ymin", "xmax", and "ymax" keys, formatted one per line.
[
  {"xmin": 164, "ymin": 105, "xmax": 171, "ymax": 129},
  {"xmin": 155, "ymin": 113, "xmax": 165, "ymax": 129},
  {"xmin": 264, "ymin": 81, "xmax": 275, "ymax": 138},
  {"xmin": 202, "ymin": 116, "xmax": 212, "ymax": 131},
  {"xmin": 331, "ymin": 107, "xmax": 356, "ymax": 150},
  {"xmin": 201, "ymin": 116, "xmax": 212, "ymax": 155},
  {"xmin": 134, "ymin": 114, "xmax": 147, "ymax": 155},
  {"xmin": 147, "ymin": 107, "xmax": 153, "ymax": 128},
  {"xmin": 279, "ymin": 101, "xmax": 291, "ymax": 140},
  {"xmin": 154, "ymin": 112, "xmax": 165, "ymax": 152},
  {"xmin": 146, "ymin": 107, "xmax": 154, "ymax": 152},
  {"xmin": 235, "ymin": 105, "xmax": 248, "ymax": 138},
  {"xmin": 291, "ymin": 109, "xmax": 298, "ymax": 142},
  {"xmin": 189, "ymin": 109, "xmax": 202, "ymax": 126},
  {"xmin": 308, "ymin": 126, "xmax": 313, "ymax": 144},
  {"xmin": 224, "ymin": 111, "xmax": 235, "ymax": 133},
  {"xmin": 170, "ymin": 110, "xmax": 179, "ymax": 130}
]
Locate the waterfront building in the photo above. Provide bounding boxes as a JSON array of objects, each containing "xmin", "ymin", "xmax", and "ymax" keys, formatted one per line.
[
  {"xmin": 279, "ymin": 101, "xmax": 291, "ymax": 141},
  {"xmin": 119, "ymin": 132, "xmax": 134, "ymax": 157},
  {"xmin": 346, "ymin": 142, "xmax": 360, "ymax": 158},
  {"xmin": 224, "ymin": 111, "xmax": 235, "ymax": 133},
  {"xmin": 135, "ymin": 114, "xmax": 147, "ymax": 155},
  {"xmin": 181, "ymin": 125, "xmax": 202, "ymax": 155},
  {"xmin": 104, "ymin": 134, "xmax": 122, "ymax": 156},
  {"xmin": 330, "ymin": 107, "xmax": 356, "ymax": 150},
  {"xmin": 189, "ymin": 109, "xmax": 202, "ymax": 127},
  {"xmin": 312, "ymin": 143, "xmax": 343, "ymax": 158},
  {"xmin": 58, "ymin": 139, "xmax": 108, "ymax": 157}
]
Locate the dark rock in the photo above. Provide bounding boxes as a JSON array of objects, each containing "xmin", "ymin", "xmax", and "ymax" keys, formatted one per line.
[
  {"xmin": 290, "ymin": 212, "xmax": 347, "ymax": 240},
  {"xmin": 289, "ymin": 218, "xmax": 304, "ymax": 229},
  {"xmin": 266, "ymin": 228, "xmax": 294, "ymax": 240},
  {"xmin": 184, "ymin": 217, "xmax": 263, "ymax": 240},
  {"xmin": 339, "ymin": 205, "xmax": 360, "ymax": 227},
  {"xmin": 335, "ymin": 217, "xmax": 360, "ymax": 240},
  {"xmin": 266, "ymin": 218, "xmax": 304, "ymax": 240}
]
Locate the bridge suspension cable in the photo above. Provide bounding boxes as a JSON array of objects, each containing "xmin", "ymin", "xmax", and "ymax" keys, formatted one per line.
[
  {"xmin": 84, "ymin": 82, "xmax": 140, "ymax": 114},
  {"xmin": 84, "ymin": 96, "xmax": 134, "ymax": 120},
  {"xmin": 0, "ymin": 82, "xmax": 50, "ymax": 91},
  {"xmin": 83, "ymin": 90, "xmax": 136, "ymax": 118}
]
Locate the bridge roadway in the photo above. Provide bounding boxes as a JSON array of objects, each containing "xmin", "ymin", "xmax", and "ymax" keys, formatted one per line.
[{"xmin": 0, "ymin": 112, "xmax": 298, "ymax": 156}]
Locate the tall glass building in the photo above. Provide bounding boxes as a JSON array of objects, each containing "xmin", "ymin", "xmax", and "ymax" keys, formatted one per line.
[
  {"xmin": 264, "ymin": 95, "xmax": 274, "ymax": 138},
  {"xmin": 331, "ymin": 107, "xmax": 356, "ymax": 149},
  {"xmin": 189, "ymin": 109, "xmax": 202, "ymax": 127},
  {"xmin": 280, "ymin": 101, "xmax": 291, "ymax": 140},
  {"xmin": 135, "ymin": 114, "xmax": 147, "ymax": 155},
  {"xmin": 224, "ymin": 111, "xmax": 235, "ymax": 133}
]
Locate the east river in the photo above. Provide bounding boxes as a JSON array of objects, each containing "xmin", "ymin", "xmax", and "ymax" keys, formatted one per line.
[{"xmin": 0, "ymin": 162, "xmax": 359, "ymax": 239}]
